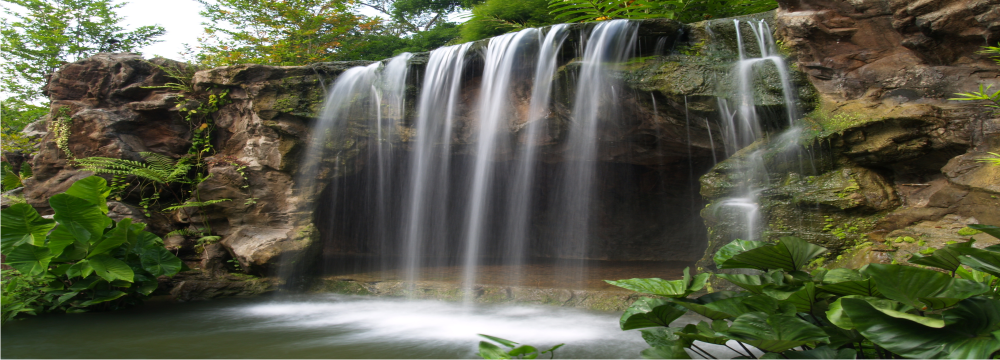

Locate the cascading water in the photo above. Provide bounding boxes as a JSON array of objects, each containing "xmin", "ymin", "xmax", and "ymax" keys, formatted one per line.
[
  {"xmin": 304, "ymin": 18, "xmax": 767, "ymax": 295},
  {"xmin": 714, "ymin": 19, "xmax": 803, "ymax": 243},
  {"xmin": 403, "ymin": 43, "xmax": 473, "ymax": 287}
]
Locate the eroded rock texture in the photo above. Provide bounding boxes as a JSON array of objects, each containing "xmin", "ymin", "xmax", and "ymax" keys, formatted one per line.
[{"xmin": 696, "ymin": 0, "xmax": 1000, "ymax": 273}]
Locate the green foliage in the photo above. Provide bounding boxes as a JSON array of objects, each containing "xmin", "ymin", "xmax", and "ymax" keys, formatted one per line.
[
  {"xmin": 951, "ymin": 45, "xmax": 1000, "ymax": 110},
  {"xmin": 1, "ymin": 99, "xmax": 46, "ymax": 156},
  {"xmin": 547, "ymin": 0, "xmax": 777, "ymax": 24},
  {"xmin": 0, "ymin": 176, "xmax": 182, "ymax": 323},
  {"xmin": 188, "ymin": 0, "xmax": 373, "ymax": 66},
  {"xmin": 1, "ymin": 161, "xmax": 32, "ymax": 191},
  {"xmin": 460, "ymin": 0, "xmax": 558, "ymax": 42},
  {"xmin": 76, "ymin": 152, "xmax": 195, "ymax": 216},
  {"xmin": 1, "ymin": 0, "xmax": 164, "ymax": 102},
  {"xmin": 606, "ymin": 232, "xmax": 1000, "ymax": 359},
  {"xmin": 477, "ymin": 334, "xmax": 563, "ymax": 359}
]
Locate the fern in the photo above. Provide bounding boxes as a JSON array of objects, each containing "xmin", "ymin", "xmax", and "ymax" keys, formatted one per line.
[
  {"xmin": 162, "ymin": 199, "xmax": 232, "ymax": 211},
  {"xmin": 977, "ymin": 152, "xmax": 1000, "ymax": 166},
  {"xmin": 76, "ymin": 152, "xmax": 193, "ymax": 185},
  {"xmin": 548, "ymin": 0, "xmax": 680, "ymax": 22}
]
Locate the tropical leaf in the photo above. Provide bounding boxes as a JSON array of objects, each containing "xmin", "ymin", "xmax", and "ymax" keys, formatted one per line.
[
  {"xmin": 63, "ymin": 176, "xmax": 111, "ymax": 214},
  {"xmin": 721, "ymin": 237, "xmax": 827, "ymax": 272},
  {"xmin": 49, "ymin": 193, "xmax": 110, "ymax": 243},
  {"xmin": 620, "ymin": 297, "xmax": 689, "ymax": 330},
  {"xmin": 724, "ymin": 312, "xmax": 829, "ymax": 353},
  {"xmin": 675, "ymin": 321, "xmax": 730, "ymax": 345},
  {"xmin": 606, "ymin": 267, "xmax": 708, "ymax": 298},
  {"xmin": 864, "ymin": 264, "xmax": 987, "ymax": 310},
  {"xmin": 968, "ymin": 224, "xmax": 1000, "ymax": 239},
  {"xmin": 5, "ymin": 243, "xmax": 52, "ymax": 276},
  {"xmin": 819, "ymin": 269, "xmax": 880, "ymax": 297},
  {"xmin": 716, "ymin": 273, "xmax": 772, "ymax": 294},
  {"xmin": 78, "ymin": 290, "xmax": 127, "ymax": 307},
  {"xmin": 713, "ymin": 239, "xmax": 767, "ymax": 268},
  {"xmin": 908, "ymin": 240, "xmax": 973, "ymax": 273},
  {"xmin": 139, "ymin": 245, "xmax": 183, "ymax": 277},
  {"xmin": 0, "ymin": 203, "xmax": 56, "ymax": 254},
  {"xmin": 88, "ymin": 254, "xmax": 134, "ymax": 283},
  {"xmin": 88, "ymin": 218, "xmax": 131, "ymax": 258},
  {"xmin": 780, "ymin": 282, "xmax": 819, "ymax": 313},
  {"xmin": 673, "ymin": 291, "xmax": 750, "ymax": 320},
  {"xmin": 841, "ymin": 297, "xmax": 1000, "ymax": 358}
]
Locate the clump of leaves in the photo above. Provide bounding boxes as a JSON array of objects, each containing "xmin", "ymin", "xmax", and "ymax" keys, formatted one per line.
[
  {"xmin": 606, "ymin": 228, "xmax": 1000, "ymax": 359},
  {"xmin": 1, "ymin": 161, "xmax": 32, "ymax": 191},
  {"xmin": 477, "ymin": 334, "xmax": 563, "ymax": 359},
  {"xmin": 0, "ymin": 176, "xmax": 183, "ymax": 323},
  {"xmin": 547, "ymin": 0, "xmax": 778, "ymax": 23}
]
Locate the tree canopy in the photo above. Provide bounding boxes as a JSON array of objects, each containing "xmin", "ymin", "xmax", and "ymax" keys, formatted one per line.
[{"xmin": 1, "ymin": 0, "xmax": 165, "ymax": 102}]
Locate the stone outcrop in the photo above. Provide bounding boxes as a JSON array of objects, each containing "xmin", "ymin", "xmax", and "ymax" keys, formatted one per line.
[{"xmin": 696, "ymin": 0, "xmax": 1000, "ymax": 273}]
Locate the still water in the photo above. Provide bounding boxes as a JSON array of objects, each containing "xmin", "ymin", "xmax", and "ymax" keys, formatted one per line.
[{"xmin": 1, "ymin": 293, "xmax": 652, "ymax": 358}]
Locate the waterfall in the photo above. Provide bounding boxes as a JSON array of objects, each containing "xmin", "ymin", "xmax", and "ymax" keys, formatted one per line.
[
  {"xmin": 300, "ymin": 17, "xmax": 785, "ymax": 294},
  {"xmin": 403, "ymin": 43, "xmax": 473, "ymax": 288},
  {"xmin": 549, "ymin": 19, "xmax": 638, "ymax": 288},
  {"xmin": 716, "ymin": 19, "xmax": 803, "ymax": 243}
]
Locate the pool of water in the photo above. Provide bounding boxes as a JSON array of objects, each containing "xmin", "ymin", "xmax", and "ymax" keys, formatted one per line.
[{"xmin": 1, "ymin": 293, "xmax": 655, "ymax": 358}]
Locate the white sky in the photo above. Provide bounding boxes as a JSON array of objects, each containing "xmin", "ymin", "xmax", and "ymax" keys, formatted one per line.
[
  {"xmin": 117, "ymin": 0, "xmax": 392, "ymax": 60},
  {"xmin": 116, "ymin": 0, "xmax": 206, "ymax": 59}
]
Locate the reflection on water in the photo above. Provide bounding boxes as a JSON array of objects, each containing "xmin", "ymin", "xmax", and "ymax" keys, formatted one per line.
[{"xmin": 1, "ymin": 294, "xmax": 651, "ymax": 359}]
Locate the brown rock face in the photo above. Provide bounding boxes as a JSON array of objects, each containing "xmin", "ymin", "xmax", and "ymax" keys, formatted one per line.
[
  {"xmin": 25, "ymin": 53, "xmax": 191, "ymax": 234},
  {"xmin": 694, "ymin": 0, "xmax": 1000, "ymax": 274},
  {"xmin": 776, "ymin": 0, "xmax": 1000, "ymax": 100}
]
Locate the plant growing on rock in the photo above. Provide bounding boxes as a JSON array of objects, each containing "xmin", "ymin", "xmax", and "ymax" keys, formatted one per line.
[
  {"xmin": 0, "ymin": 176, "xmax": 183, "ymax": 323},
  {"xmin": 606, "ymin": 228, "xmax": 1000, "ymax": 359}
]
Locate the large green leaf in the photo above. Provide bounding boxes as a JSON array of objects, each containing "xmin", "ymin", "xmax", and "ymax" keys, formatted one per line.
[
  {"xmin": 909, "ymin": 240, "xmax": 974, "ymax": 273},
  {"xmin": 620, "ymin": 297, "xmax": 689, "ymax": 330},
  {"xmin": 78, "ymin": 290, "xmax": 126, "ymax": 307},
  {"xmin": 0, "ymin": 203, "xmax": 56, "ymax": 254},
  {"xmin": 89, "ymin": 254, "xmax": 134, "ymax": 283},
  {"xmin": 675, "ymin": 321, "xmax": 730, "ymax": 345},
  {"xmin": 713, "ymin": 239, "xmax": 767, "ymax": 268},
  {"xmin": 49, "ymin": 193, "xmax": 110, "ymax": 243},
  {"xmin": 673, "ymin": 291, "xmax": 750, "ymax": 320},
  {"xmin": 716, "ymin": 273, "xmax": 772, "ymax": 294},
  {"xmin": 47, "ymin": 225, "xmax": 78, "ymax": 258},
  {"xmin": 968, "ymin": 224, "xmax": 1000, "ymax": 240},
  {"xmin": 865, "ymin": 264, "xmax": 987, "ymax": 310},
  {"xmin": 88, "ymin": 218, "xmax": 131, "ymax": 258},
  {"xmin": 722, "ymin": 237, "xmax": 827, "ymax": 272},
  {"xmin": 63, "ymin": 176, "xmax": 111, "ymax": 214},
  {"xmin": 140, "ymin": 245, "xmax": 182, "ymax": 277},
  {"xmin": 724, "ymin": 312, "xmax": 829, "ymax": 353},
  {"xmin": 605, "ymin": 267, "xmax": 708, "ymax": 298},
  {"xmin": 841, "ymin": 297, "xmax": 1000, "ymax": 358},
  {"xmin": 954, "ymin": 245, "xmax": 1000, "ymax": 278},
  {"xmin": 5, "ymin": 243, "xmax": 52, "ymax": 276},
  {"xmin": 781, "ymin": 282, "xmax": 819, "ymax": 313},
  {"xmin": 819, "ymin": 268, "xmax": 880, "ymax": 296}
]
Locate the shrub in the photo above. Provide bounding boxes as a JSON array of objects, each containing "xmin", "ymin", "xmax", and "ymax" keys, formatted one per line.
[
  {"xmin": 0, "ymin": 175, "xmax": 183, "ymax": 323},
  {"xmin": 607, "ymin": 227, "xmax": 1000, "ymax": 358}
]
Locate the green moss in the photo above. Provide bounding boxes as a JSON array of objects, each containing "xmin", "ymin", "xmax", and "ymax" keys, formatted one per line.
[{"xmin": 958, "ymin": 227, "xmax": 983, "ymax": 236}]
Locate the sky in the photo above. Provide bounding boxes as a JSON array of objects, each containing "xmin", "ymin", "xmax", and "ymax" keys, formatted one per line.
[
  {"xmin": 117, "ymin": 0, "xmax": 390, "ymax": 60},
  {"xmin": 116, "ymin": 0, "xmax": 206, "ymax": 59}
]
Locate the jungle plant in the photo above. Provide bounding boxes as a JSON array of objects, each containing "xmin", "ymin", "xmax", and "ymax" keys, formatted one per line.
[
  {"xmin": 950, "ymin": 44, "xmax": 1000, "ymax": 110},
  {"xmin": 547, "ymin": 0, "xmax": 778, "ymax": 24},
  {"xmin": 1, "ymin": 161, "xmax": 31, "ymax": 191},
  {"xmin": 0, "ymin": 176, "xmax": 183, "ymax": 323},
  {"xmin": 606, "ymin": 227, "xmax": 1000, "ymax": 359},
  {"xmin": 76, "ymin": 152, "xmax": 195, "ymax": 215},
  {"xmin": 477, "ymin": 334, "xmax": 564, "ymax": 359}
]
